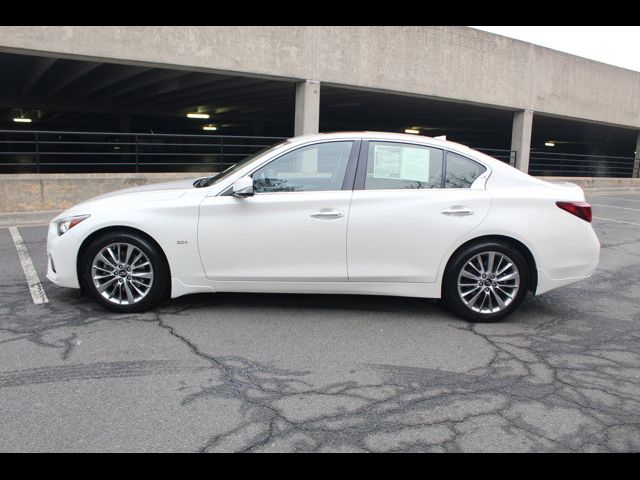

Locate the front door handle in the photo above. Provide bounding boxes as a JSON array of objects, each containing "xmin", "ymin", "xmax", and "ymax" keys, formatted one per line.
[
  {"xmin": 441, "ymin": 206, "xmax": 474, "ymax": 216},
  {"xmin": 310, "ymin": 209, "xmax": 344, "ymax": 219}
]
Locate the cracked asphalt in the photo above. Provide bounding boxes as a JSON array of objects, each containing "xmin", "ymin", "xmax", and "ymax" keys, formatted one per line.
[{"xmin": 1, "ymin": 190, "xmax": 639, "ymax": 452}]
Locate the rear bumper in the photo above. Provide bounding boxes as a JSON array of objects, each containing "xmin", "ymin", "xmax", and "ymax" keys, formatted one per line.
[
  {"xmin": 535, "ymin": 224, "xmax": 600, "ymax": 295},
  {"xmin": 536, "ymin": 268, "xmax": 597, "ymax": 295}
]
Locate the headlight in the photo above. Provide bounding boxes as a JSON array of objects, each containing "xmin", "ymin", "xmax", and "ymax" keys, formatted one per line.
[{"xmin": 56, "ymin": 215, "xmax": 90, "ymax": 236}]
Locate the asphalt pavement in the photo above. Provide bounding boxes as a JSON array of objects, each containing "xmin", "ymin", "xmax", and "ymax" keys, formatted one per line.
[{"xmin": 0, "ymin": 190, "xmax": 639, "ymax": 452}]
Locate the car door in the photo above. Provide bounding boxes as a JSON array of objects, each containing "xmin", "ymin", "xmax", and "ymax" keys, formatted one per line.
[
  {"xmin": 347, "ymin": 141, "xmax": 491, "ymax": 283},
  {"xmin": 198, "ymin": 140, "xmax": 359, "ymax": 282}
]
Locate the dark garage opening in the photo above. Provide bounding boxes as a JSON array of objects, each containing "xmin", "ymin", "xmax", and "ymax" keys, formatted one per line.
[
  {"xmin": 530, "ymin": 114, "xmax": 637, "ymax": 177},
  {"xmin": 319, "ymin": 85, "xmax": 516, "ymax": 162},
  {"xmin": 0, "ymin": 51, "xmax": 295, "ymax": 173},
  {"xmin": 1, "ymin": 51, "xmax": 637, "ymax": 177}
]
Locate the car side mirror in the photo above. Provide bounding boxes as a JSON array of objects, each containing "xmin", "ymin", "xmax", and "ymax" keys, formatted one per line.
[{"xmin": 232, "ymin": 176, "xmax": 254, "ymax": 198}]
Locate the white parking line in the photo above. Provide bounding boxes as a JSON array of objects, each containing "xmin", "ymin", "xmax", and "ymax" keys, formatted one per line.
[
  {"xmin": 593, "ymin": 216, "xmax": 640, "ymax": 227},
  {"xmin": 591, "ymin": 204, "xmax": 640, "ymax": 212},
  {"xmin": 8, "ymin": 226, "xmax": 49, "ymax": 304},
  {"xmin": 589, "ymin": 196, "xmax": 640, "ymax": 205}
]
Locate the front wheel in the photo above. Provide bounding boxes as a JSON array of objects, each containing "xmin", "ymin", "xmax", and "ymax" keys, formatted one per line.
[
  {"xmin": 443, "ymin": 241, "xmax": 529, "ymax": 322},
  {"xmin": 80, "ymin": 231, "xmax": 169, "ymax": 313}
]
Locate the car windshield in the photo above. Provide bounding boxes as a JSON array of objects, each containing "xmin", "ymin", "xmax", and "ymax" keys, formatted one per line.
[{"xmin": 193, "ymin": 141, "xmax": 290, "ymax": 188}]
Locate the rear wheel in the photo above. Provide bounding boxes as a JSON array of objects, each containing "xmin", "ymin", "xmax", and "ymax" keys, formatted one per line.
[
  {"xmin": 443, "ymin": 241, "xmax": 529, "ymax": 322},
  {"xmin": 80, "ymin": 232, "xmax": 169, "ymax": 313}
]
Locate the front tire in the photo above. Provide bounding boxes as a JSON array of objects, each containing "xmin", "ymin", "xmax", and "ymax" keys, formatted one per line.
[
  {"xmin": 80, "ymin": 231, "xmax": 169, "ymax": 313},
  {"xmin": 443, "ymin": 241, "xmax": 529, "ymax": 322}
]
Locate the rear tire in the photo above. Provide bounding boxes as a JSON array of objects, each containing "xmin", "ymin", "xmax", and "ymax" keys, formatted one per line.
[
  {"xmin": 80, "ymin": 231, "xmax": 169, "ymax": 313},
  {"xmin": 443, "ymin": 241, "xmax": 529, "ymax": 322}
]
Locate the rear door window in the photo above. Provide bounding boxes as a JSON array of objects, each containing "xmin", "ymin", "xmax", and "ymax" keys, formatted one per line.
[{"xmin": 364, "ymin": 141, "xmax": 444, "ymax": 190}]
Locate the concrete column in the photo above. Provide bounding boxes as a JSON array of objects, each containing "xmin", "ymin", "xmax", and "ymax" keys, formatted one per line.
[
  {"xmin": 294, "ymin": 80, "xmax": 320, "ymax": 136},
  {"xmin": 633, "ymin": 131, "xmax": 640, "ymax": 178},
  {"xmin": 510, "ymin": 109, "xmax": 534, "ymax": 173}
]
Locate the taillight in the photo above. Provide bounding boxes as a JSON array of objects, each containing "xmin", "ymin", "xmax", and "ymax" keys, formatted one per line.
[{"xmin": 556, "ymin": 201, "xmax": 592, "ymax": 222}]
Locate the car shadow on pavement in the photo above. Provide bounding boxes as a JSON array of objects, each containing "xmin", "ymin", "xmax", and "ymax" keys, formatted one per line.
[{"xmin": 160, "ymin": 291, "xmax": 449, "ymax": 317}]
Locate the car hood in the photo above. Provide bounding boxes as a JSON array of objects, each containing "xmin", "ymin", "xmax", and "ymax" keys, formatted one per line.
[{"xmin": 74, "ymin": 177, "xmax": 203, "ymax": 207}]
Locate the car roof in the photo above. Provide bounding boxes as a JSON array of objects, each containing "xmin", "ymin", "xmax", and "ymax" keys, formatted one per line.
[{"xmin": 287, "ymin": 131, "xmax": 473, "ymax": 153}]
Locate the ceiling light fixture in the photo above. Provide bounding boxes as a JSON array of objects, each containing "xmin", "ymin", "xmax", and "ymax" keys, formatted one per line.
[
  {"xmin": 545, "ymin": 141, "xmax": 555, "ymax": 147},
  {"xmin": 202, "ymin": 125, "xmax": 217, "ymax": 131},
  {"xmin": 187, "ymin": 113, "xmax": 210, "ymax": 119},
  {"xmin": 404, "ymin": 128, "xmax": 420, "ymax": 135},
  {"xmin": 13, "ymin": 117, "xmax": 32, "ymax": 123}
]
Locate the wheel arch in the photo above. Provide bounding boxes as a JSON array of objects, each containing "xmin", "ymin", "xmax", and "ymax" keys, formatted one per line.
[
  {"xmin": 76, "ymin": 225, "xmax": 172, "ymax": 293},
  {"xmin": 441, "ymin": 234, "xmax": 538, "ymax": 296}
]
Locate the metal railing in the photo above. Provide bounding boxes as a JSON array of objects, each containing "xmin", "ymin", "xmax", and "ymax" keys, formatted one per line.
[
  {"xmin": 0, "ymin": 129, "xmax": 287, "ymax": 174},
  {"xmin": 529, "ymin": 150, "xmax": 636, "ymax": 178},
  {"xmin": 6, "ymin": 129, "xmax": 631, "ymax": 178},
  {"xmin": 0, "ymin": 129, "xmax": 521, "ymax": 174},
  {"xmin": 474, "ymin": 148, "xmax": 517, "ymax": 166}
]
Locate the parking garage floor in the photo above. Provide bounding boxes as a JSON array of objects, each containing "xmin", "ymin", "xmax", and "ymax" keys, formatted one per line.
[{"xmin": 0, "ymin": 191, "xmax": 639, "ymax": 452}]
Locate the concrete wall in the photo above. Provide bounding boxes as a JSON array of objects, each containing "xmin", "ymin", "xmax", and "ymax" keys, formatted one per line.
[
  {"xmin": 0, "ymin": 173, "xmax": 202, "ymax": 213},
  {"xmin": 1, "ymin": 26, "xmax": 639, "ymax": 128},
  {"xmin": 2, "ymin": 173, "xmax": 639, "ymax": 214},
  {"xmin": 537, "ymin": 176, "xmax": 640, "ymax": 189}
]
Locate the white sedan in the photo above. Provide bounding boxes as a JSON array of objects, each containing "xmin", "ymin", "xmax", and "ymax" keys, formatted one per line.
[{"xmin": 46, "ymin": 132, "xmax": 600, "ymax": 321}]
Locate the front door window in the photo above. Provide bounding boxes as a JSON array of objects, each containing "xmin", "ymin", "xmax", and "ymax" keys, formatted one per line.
[{"xmin": 253, "ymin": 141, "xmax": 354, "ymax": 193}]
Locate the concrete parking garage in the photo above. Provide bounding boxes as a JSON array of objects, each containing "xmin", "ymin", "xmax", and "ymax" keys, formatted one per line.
[{"xmin": 1, "ymin": 26, "xmax": 640, "ymax": 453}]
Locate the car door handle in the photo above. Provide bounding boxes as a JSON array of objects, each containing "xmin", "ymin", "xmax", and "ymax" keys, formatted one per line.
[
  {"xmin": 310, "ymin": 209, "xmax": 344, "ymax": 219},
  {"xmin": 441, "ymin": 206, "xmax": 474, "ymax": 216}
]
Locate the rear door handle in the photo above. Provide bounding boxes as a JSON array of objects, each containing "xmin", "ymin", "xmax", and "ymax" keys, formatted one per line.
[
  {"xmin": 441, "ymin": 206, "xmax": 474, "ymax": 216},
  {"xmin": 310, "ymin": 209, "xmax": 344, "ymax": 219}
]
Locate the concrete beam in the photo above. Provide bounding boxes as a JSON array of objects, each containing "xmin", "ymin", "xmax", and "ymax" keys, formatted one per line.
[
  {"xmin": 511, "ymin": 110, "xmax": 534, "ymax": 173},
  {"xmin": 294, "ymin": 80, "xmax": 320, "ymax": 136}
]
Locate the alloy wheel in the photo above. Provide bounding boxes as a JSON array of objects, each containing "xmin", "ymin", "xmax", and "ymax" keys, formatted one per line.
[
  {"xmin": 91, "ymin": 242, "xmax": 154, "ymax": 305},
  {"xmin": 457, "ymin": 251, "xmax": 520, "ymax": 314}
]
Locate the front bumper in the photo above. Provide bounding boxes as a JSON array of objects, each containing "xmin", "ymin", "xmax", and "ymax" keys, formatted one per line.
[{"xmin": 46, "ymin": 221, "xmax": 82, "ymax": 289}]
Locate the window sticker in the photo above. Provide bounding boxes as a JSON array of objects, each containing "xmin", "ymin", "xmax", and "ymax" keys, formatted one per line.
[
  {"xmin": 373, "ymin": 145, "xmax": 402, "ymax": 179},
  {"xmin": 401, "ymin": 147, "xmax": 429, "ymax": 182},
  {"xmin": 372, "ymin": 144, "xmax": 430, "ymax": 182}
]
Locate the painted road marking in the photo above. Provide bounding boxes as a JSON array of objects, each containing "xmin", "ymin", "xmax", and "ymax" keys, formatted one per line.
[
  {"xmin": 589, "ymin": 196, "xmax": 640, "ymax": 205},
  {"xmin": 591, "ymin": 204, "xmax": 640, "ymax": 212},
  {"xmin": 9, "ymin": 226, "xmax": 49, "ymax": 304},
  {"xmin": 593, "ymin": 216, "xmax": 640, "ymax": 227}
]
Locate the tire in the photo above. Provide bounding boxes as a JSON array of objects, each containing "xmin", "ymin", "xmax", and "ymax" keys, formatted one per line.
[
  {"xmin": 443, "ymin": 241, "xmax": 529, "ymax": 322},
  {"xmin": 80, "ymin": 231, "xmax": 169, "ymax": 313}
]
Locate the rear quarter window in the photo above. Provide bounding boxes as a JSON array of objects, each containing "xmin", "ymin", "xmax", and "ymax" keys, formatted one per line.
[{"xmin": 445, "ymin": 152, "xmax": 486, "ymax": 188}]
